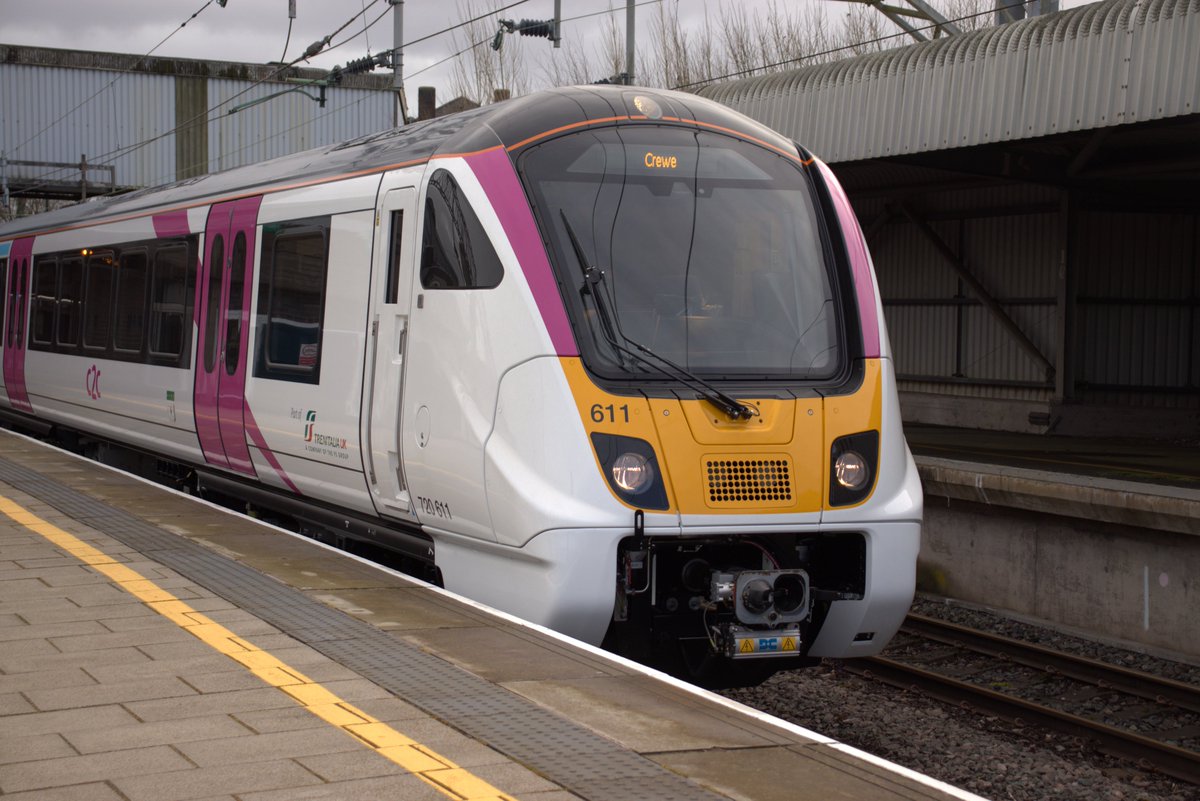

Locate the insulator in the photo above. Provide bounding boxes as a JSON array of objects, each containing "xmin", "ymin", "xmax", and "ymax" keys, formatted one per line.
[{"xmin": 514, "ymin": 19, "xmax": 554, "ymax": 38}]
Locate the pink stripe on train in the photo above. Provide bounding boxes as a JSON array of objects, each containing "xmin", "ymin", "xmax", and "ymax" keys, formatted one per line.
[
  {"xmin": 814, "ymin": 159, "xmax": 881, "ymax": 359},
  {"xmin": 464, "ymin": 147, "xmax": 578, "ymax": 357}
]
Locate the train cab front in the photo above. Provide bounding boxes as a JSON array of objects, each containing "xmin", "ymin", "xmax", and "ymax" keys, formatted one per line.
[{"xmin": 512, "ymin": 88, "xmax": 922, "ymax": 686}]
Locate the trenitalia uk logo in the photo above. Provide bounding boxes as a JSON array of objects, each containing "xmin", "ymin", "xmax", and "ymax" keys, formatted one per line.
[{"xmin": 300, "ymin": 410, "xmax": 349, "ymax": 460}]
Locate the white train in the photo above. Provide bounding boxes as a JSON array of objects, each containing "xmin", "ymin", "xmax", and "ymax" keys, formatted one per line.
[{"xmin": 0, "ymin": 86, "xmax": 921, "ymax": 684}]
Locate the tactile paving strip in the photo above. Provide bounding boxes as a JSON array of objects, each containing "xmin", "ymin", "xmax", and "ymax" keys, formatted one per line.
[{"xmin": 0, "ymin": 454, "xmax": 728, "ymax": 801}]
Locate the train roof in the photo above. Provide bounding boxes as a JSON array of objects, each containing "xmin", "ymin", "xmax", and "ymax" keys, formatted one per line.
[{"xmin": 0, "ymin": 85, "xmax": 800, "ymax": 241}]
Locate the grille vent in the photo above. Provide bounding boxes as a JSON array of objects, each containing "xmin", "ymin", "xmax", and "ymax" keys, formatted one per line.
[{"xmin": 705, "ymin": 457, "xmax": 793, "ymax": 506}]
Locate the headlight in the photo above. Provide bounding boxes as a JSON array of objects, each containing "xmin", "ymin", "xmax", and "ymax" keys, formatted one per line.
[
  {"xmin": 834, "ymin": 451, "xmax": 869, "ymax": 490},
  {"xmin": 612, "ymin": 452, "xmax": 653, "ymax": 494},
  {"xmin": 590, "ymin": 433, "xmax": 669, "ymax": 510},
  {"xmin": 829, "ymin": 431, "xmax": 879, "ymax": 507}
]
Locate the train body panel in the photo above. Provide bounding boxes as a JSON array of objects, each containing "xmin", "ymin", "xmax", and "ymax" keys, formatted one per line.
[
  {"xmin": 242, "ymin": 207, "xmax": 377, "ymax": 514},
  {"xmin": 25, "ymin": 354, "xmax": 200, "ymax": 462},
  {"xmin": 0, "ymin": 86, "xmax": 922, "ymax": 682},
  {"xmin": 431, "ymin": 524, "xmax": 632, "ymax": 645},
  {"xmin": 361, "ymin": 176, "xmax": 420, "ymax": 523},
  {"xmin": 485, "ymin": 356, "xmax": 665, "ymax": 549}
]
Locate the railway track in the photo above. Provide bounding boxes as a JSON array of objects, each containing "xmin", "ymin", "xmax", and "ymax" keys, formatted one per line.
[{"xmin": 845, "ymin": 613, "xmax": 1200, "ymax": 785}]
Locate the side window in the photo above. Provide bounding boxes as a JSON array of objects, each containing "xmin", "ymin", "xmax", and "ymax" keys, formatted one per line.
[
  {"xmin": 0, "ymin": 259, "xmax": 7, "ymax": 346},
  {"xmin": 114, "ymin": 250, "xmax": 148, "ymax": 353},
  {"xmin": 31, "ymin": 258, "xmax": 58, "ymax": 347},
  {"xmin": 255, "ymin": 217, "xmax": 329, "ymax": 384},
  {"xmin": 149, "ymin": 244, "xmax": 192, "ymax": 361},
  {"xmin": 58, "ymin": 257, "xmax": 83, "ymax": 348},
  {"xmin": 83, "ymin": 251, "xmax": 115, "ymax": 350},
  {"xmin": 385, "ymin": 210, "xmax": 403, "ymax": 304},
  {"xmin": 420, "ymin": 169, "xmax": 503, "ymax": 289}
]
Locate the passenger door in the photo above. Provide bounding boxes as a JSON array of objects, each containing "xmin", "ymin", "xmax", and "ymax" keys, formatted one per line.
[
  {"xmin": 195, "ymin": 197, "xmax": 262, "ymax": 475},
  {"xmin": 2, "ymin": 238, "xmax": 34, "ymax": 412},
  {"xmin": 0, "ymin": 248, "xmax": 8, "ymax": 404},
  {"xmin": 364, "ymin": 187, "xmax": 416, "ymax": 516}
]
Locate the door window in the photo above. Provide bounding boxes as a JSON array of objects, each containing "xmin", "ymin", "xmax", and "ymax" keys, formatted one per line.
[
  {"xmin": 225, "ymin": 232, "xmax": 246, "ymax": 376},
  {"xmin": 204, "ymin": 235, "xmax": 225, "ymax": 373},
  {"xmin": 255, "ymin": 218, "xmax": 329, "ymax": 384}
]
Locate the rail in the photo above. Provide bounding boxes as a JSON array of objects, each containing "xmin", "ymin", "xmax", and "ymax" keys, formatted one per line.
[{"xmin": 845, "ymin": 614, "xmax": 1200, "ymax": 785}]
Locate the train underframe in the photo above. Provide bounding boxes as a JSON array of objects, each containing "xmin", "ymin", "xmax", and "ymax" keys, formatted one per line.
[{"xmin": 604, "ymin": 529, "xmax": 868, "ymax": 687}]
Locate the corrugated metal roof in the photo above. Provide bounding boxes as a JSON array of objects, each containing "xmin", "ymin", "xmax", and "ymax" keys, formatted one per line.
[
  {"xmin": 0, "ymin": 44, "xmax": 396, "ymax": 193},
  {"xmin": 697, "ymin": 0, "xmax": 1200, "ymax": 163}
]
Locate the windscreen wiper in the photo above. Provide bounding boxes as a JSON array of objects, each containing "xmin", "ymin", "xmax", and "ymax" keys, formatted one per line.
[{"xmin": 559, "ymin": 210, "xmax": 758, "ymax": 421}]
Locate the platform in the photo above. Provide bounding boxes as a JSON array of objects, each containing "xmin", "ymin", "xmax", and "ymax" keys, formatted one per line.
[
  {"xmin": 0, "ymin": 430, "xmax": 978, "ymax": 801},
  {"xmin": 906, "ymin": 423, "xmax": 1200, "ymax": 491},
  {"xmin": 906, "ymin": 424, "xmax": 1200, "ymax": 661}
]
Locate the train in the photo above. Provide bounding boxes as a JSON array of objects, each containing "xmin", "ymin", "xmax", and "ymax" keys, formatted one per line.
[{"xmin": 0, "ymin": 85, "xmax": 921, "ymax": 685}]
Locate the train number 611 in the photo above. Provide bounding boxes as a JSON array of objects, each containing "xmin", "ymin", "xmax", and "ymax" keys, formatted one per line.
[{"xmin": 590, "ymin": 403, "xmax": 630, "ymax": 424}]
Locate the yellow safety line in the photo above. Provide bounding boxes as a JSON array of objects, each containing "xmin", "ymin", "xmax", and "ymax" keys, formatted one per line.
[{"xmin": 0, "ymin": 494, "xmax": 517, "ymax": 801}]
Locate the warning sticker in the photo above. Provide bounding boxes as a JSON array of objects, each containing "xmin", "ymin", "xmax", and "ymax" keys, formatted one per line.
[{"xmin": 732, "ymin": 629, "xmax": 802, "ymax": 659}]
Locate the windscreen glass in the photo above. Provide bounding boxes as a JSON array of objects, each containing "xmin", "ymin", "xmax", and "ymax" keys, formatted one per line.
[{"xmin": 521, "ymin": 126, "xmax": 840, "ymax": 380}]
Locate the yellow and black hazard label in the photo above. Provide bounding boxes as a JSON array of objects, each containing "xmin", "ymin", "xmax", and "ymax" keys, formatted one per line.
[{"xmin": 731, "ymin": 629, "xmax": 802, "ymax": 659}]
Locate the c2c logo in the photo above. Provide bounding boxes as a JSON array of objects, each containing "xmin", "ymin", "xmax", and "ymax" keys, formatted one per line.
[{"xmin": 85, "ymin": 365, "xmax": 101, "ymax": 400}]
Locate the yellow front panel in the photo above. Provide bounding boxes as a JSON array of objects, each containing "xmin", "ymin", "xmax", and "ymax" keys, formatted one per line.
[
  {"xmin": 560, "ymin": 357, "xmax": 884, "ymax": 515},
  {"xmin": 649, "ymin": 395, "xmax": 825, "ymax": 514}
]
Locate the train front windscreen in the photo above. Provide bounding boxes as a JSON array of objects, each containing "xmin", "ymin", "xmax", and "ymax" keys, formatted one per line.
[{"xmin": 520, "ymin": 126, "xmax": 843, "ymax": 382}]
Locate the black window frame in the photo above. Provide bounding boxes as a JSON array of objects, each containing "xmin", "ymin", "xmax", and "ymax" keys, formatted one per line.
[
  {"xmin": 203, "ymin": 234, "xmax": 225, "ymax": 374},
  {"xmin": 224, "ymin": 231, "xmax": 248, "ymax": 377},
  {"xmin": 31, "ymin": 257, "xmax": 58, "ymax": 346},
  {"xmin": 82, "ymin": 250, "xmax": 116, "ymax": 352},
  {"xmin": 27, "ymin": 237, "xmax": 197, "ymax": 369},
  {"xmin": 254, "ymin": 216, "xmax": 330, "ymax": 385},
  {"xmin": 57, "ymin": 256, "xmax": 84, "ymax": 348},
  {"xmin": 385, "ymin": 209, "xmax": 404, "ymax": 304},
  {"xmin": 113, "ymin": 248, "xmax": 150, "ymax": 354},
  {"xmin": 8, "ymin": 257, "xmax": 28, "ymax": 350},
  {"xmin": 420, "ymin": 169, "xmax": 504, "ymax": 290},
  {"xmin": 147, "ymin": 243, "xmax": 193, "ymax": 362},
  {"xmin": 0, "ymin": 258, "xmax": 7, "ymax": 347}
]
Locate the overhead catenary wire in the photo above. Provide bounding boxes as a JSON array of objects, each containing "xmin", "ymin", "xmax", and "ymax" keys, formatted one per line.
[
  {"xmin": 17, "ymin": 0, "xmax": 533, "ymax": 199},
  {"xmin": 13, "ymin": 0, "xmax": 1024, "ymax": 202},
  {"xmin": 15, "ymin": 0, "xmax": 388, "ymax": 200},
  {"xmin": 361, "ymin": 0, "xmax": 373, "ymax": 52},
  {"xmin": 7, "ymin": 0, "xmax": 220, "ymax": 160},
  {"xmin": 672, "ymin": 0, "xmax": 1043, "ymax": 90},
  {"xmin": 406, "ymin": 0, "xmax": 659, "ymax": 83}
]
